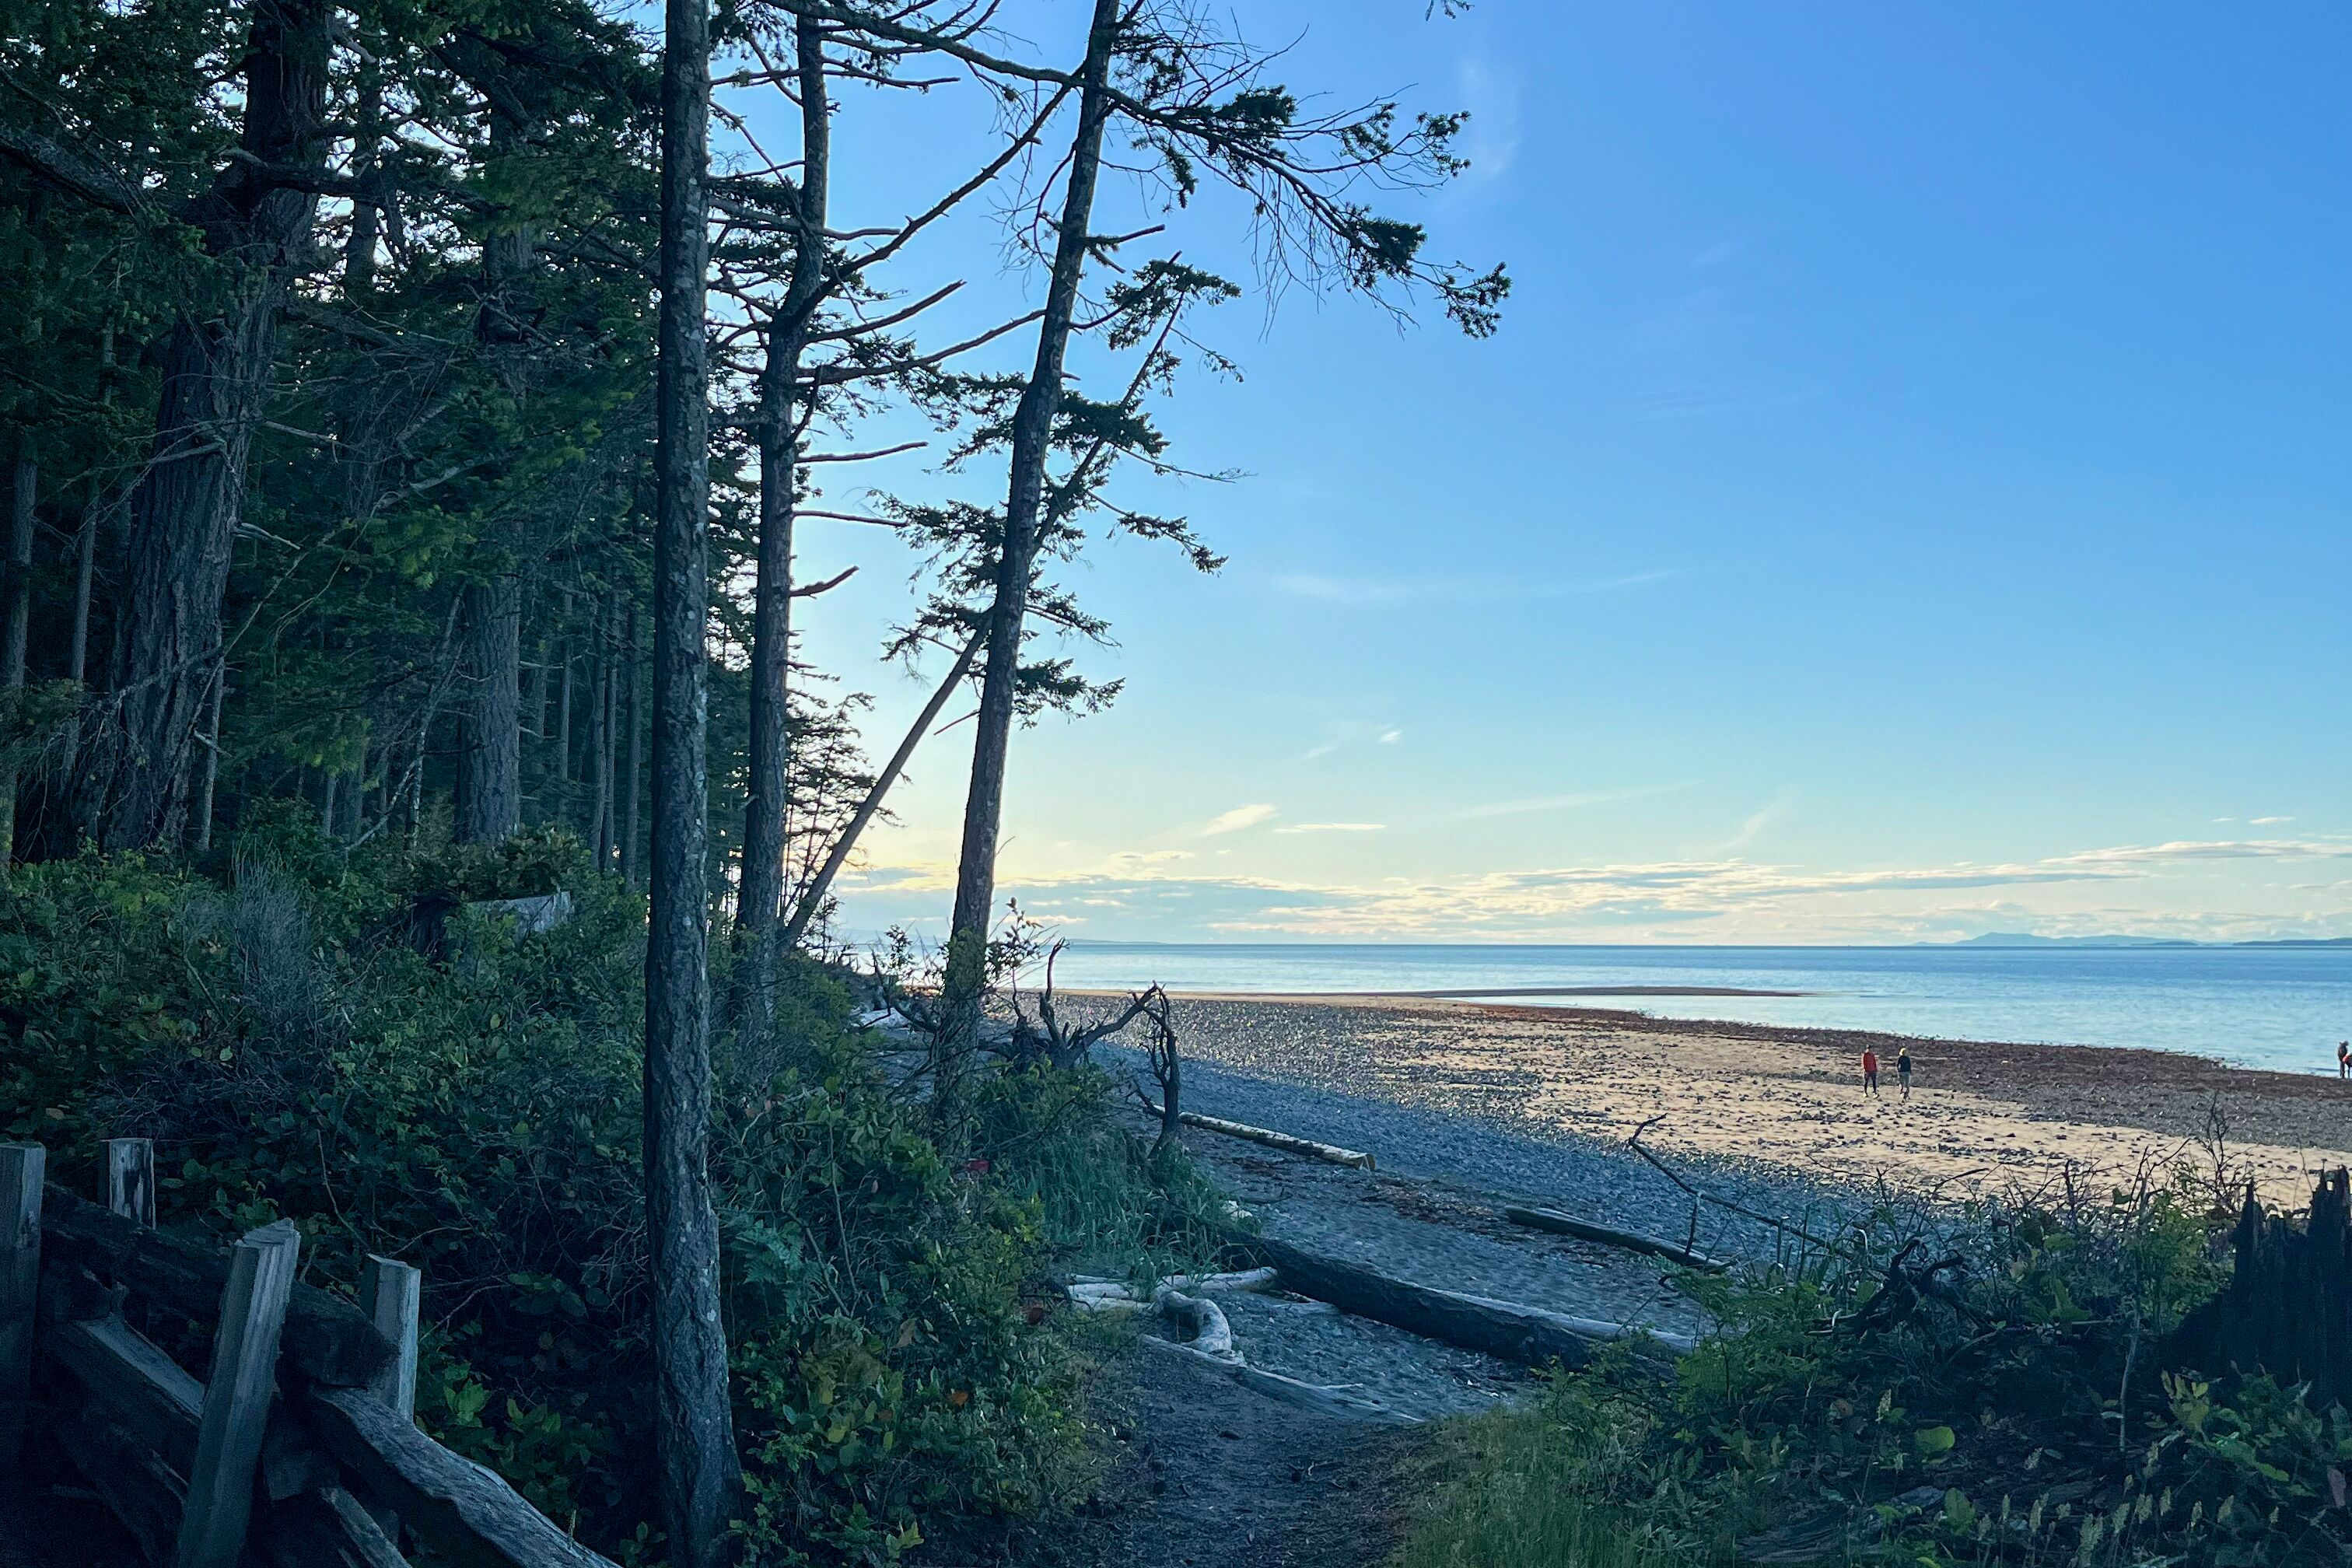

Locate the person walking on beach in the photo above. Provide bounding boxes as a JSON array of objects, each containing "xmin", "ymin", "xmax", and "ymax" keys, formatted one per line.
[
  {"xmin": 1896, "ymin": 1047, "xmax": 1914, "ymax": 1100},
  {"xmin": 1861, "ymin": 1048, "xmax": 1880, "ymax": 1096},
  {"xmin": 2338, "ymin": 1040, "xmax": 2348, "ymax": 1080}
]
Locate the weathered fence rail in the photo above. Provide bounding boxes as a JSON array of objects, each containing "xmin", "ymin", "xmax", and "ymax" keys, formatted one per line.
[{"xmin": 0, "ymin": 1139, "xmax": 619, "ymax": 1568}]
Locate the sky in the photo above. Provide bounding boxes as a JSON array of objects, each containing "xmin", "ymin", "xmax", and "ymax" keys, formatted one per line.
[{"xmin": 733, "ymin": 2, "xmax": 2352, "ymax": 947}]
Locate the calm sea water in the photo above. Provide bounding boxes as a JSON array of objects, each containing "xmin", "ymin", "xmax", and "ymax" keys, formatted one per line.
[{"xmin": 1038, "ymin": 943, "xmax": 2352, "ymax": 1075}]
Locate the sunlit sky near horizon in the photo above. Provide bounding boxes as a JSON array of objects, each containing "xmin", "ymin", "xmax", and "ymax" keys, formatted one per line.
[{"xmin": 730, "ymin": 2, "xmax": 2352, "ymax": 946}]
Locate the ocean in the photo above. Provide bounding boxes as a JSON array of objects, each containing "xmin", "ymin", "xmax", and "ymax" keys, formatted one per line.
[{"xmin": 1037, "ymin": 943, "xmax": 2352, "ymax": 1075}]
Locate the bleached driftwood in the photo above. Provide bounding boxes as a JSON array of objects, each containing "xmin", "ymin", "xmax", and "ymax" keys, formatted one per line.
[
  {"xmin": 1153, "ymin": 1287, "xmax": 1235, "ymax": 1361},
  {"xmin": 1503, "ymin": 1205, "xmax": 1729, "ymax": 1272},
  {"xmin": 1141, "ymin": 1104, "xmax": 1375, "ymax": 1171},
  {"xmin": 1063, "ymin": 1268, "xmax": 1278, "ymax": 1314},
  {"xmin": 1241, "ymin": 1234, "xmax": 1698, "ymax": 1364},
  {"xmin": 1136, "ymin": 1335, "xmax": 1420, "ymax": 1427}
]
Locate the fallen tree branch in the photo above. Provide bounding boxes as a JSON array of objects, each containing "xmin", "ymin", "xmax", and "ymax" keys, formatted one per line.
[
  {"xmin": 1134, "ymin": 1335, "xmax": 1420, "ymax": 1426},
  {"xmin": 1503, "ymin": 1205, "xmax": 1729, "ymax": 1272},
  {"xmin": 1141, "ymin": 1104, "xmax": 1374, "ymax": 1171}
]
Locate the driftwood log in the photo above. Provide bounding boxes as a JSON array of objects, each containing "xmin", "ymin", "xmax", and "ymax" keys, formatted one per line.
[
  {"xmin": 40, "ymin": 1190, "xmax": 394, "ymax": 1389},
  {"xmin": 1153, "ymin": 1288, "xmax": 1235, "ymax": 1360},
  {"xmin": 1503, "ymin": 1205, "xmax": 1729, "ymax": 1272},
  {"xmin": 1142, "ymin": 1104, "xmax": 1375, "ymax": 1171},
  {"xmin": 1136, "ymin": 1335, "xmax": 1420, "ymax": 1427},
  {"xmin": 1237, "ymin": 1234, "xmax": 1696, "ymax": 1364}
]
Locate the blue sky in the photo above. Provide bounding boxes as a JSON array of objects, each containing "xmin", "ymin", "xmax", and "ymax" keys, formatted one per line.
[{"xmin": 733, "ymin": 2, "xmax": 2352, "ymax": 945}]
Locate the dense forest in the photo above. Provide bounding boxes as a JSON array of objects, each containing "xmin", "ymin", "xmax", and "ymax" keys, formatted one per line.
[{"xmin": 0, "ymin": 1, "xmax": 1501, "ymax": 1563}]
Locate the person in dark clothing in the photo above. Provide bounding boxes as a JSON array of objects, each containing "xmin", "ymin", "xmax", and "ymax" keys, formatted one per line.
[{"xmin": 1895, "ymin": 1047, "xmax": 1914, "ymax": 1100}]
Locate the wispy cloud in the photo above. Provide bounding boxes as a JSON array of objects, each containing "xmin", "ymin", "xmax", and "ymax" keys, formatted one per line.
[
  {"xmin": 1202, "ymin": 803, "xmax": 1277, "ymax": 836},
  {"xmin": 2252, "ymin": 815, "xmax": 2294, "ymax": 825},
  {"xmin": 828, "ymin": 834, "xmax": 2352, "ymax": 944},
  {"xmin": 1452, "ymin": 53, "xmax": 1522, "ymax": 184},
  {"xmin": 1274, "ymin": 822, "xmax": 1386, "ymax": 835},
  {"xmin": 1453, "ymin": 782, "xmax": 1692, "ymax": 821},
  {"xmin": 1378, "ymin": 729, "xmax": 1404, "ymax": 745},
  {"xmin": 1271, "ymin": 569, "xmax": 1679, "ymax": 607},
  {"xmin": 1721, "ymin": 789, "xmax": 1794, "ymax": 852}
]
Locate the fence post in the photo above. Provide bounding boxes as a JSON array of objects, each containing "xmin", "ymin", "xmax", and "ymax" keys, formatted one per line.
[
  {"xmin": 106, "ymin": 1136, "xmax": 156, "ymax": 1227},
  {"xmin": 173, "ymin": 1219, "xmax": 300, "ymax": 1568},
  {"xmin": 0, "ymin": 1143, "xmax": 42, "ymax": 1469},
  {"xmin": 359, "ymin": 1256, "xmax": 420, "ymax": 1422}
]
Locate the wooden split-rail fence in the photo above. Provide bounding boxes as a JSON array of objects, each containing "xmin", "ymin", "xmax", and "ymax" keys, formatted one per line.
[{"xmin": 0, "ymin": 1139, "xmax": 619, "ymax": 1568}]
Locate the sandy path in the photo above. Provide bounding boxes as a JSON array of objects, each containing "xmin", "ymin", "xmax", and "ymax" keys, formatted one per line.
[{"xmin": 1090, "ymin": 993, "xmax": 2352, "ymax": 1206}]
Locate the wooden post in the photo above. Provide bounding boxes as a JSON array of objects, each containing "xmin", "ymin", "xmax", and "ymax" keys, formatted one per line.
[
  {"xmin": 107, "ymin": 1136, "xmax": 157, "ymax": 1227},
  {"xmin": 0, "ymin": 1143, "xmax": 42, "ymax": 1468},
  {"xmin": 173, "ymin": 1219, "xmax": 300, "ymax": 1568},
  {"xmin": 359, "ymin": 1256, "xmax": 419, "ymax": 1421}
]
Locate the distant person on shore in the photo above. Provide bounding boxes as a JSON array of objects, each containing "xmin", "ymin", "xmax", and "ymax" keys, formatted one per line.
[
  {"xmin": 1896, "ymin": 1047, "xmax": 1915, "ymax": 1100},
  {"xmin": 2339, "ymin": 1040, "xmax": 2349, "ymax": 1080},
  {"xmin": 1862, "ymin": 1048, "xmax": 1881, "ymax": 1096}
]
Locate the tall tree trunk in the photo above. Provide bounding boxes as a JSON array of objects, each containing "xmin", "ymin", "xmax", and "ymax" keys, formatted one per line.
[
  {"xmin": 942, "ymin": 0, "xmax": 1122, "ymax": 1032},
  {"xmin": 555, "ymin": 625, "xmax": 575, "ymax": 793},
  {"xmin": 648, "ymin": 0, "xmax": 741, "ymax": 1553},
  {"xmin": 0, "ymin": 441, "xmax": 33, "ymax": 870},
  {"xmin": 59, "ymin": 493, "xmax": 98, "ymax": 790},
  {"xmin": 89, "ymin": 0, "xmax": 331, "ymax": 849},
  {"xmin": 454, "ymin": 580, "xmax": 522, "ymax": 842},
  {"xmin": 345, "ymin": 55, "xmax": 382, "ymax": 300},
  {"xmin": 591, "ymin": 637, "xmax": 614, "ymax": 868},
  {"xmin": 621, "ymin": 602, "xmax": 643, "ymax": 884},
  {"xmin": 733, "ymin": 11, "xmax": 831, "ymax": 1041}
]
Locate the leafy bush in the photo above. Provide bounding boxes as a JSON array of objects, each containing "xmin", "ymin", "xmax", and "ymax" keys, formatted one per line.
[
  {"xmin": 0, "ymin": 830, "xmax": 1203, "ymax": 1563},
  {"xmin": 1392, "ymin": 1174, "xmax": 2352, "ymax": 1567}
]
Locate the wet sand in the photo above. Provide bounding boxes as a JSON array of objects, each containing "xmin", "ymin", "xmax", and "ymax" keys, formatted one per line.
[{"xmin": 1119, "ymin": 992, "xmax": 2352, "ymax": 1205}]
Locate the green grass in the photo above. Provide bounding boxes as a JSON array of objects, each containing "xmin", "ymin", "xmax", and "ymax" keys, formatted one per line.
[{"xmin": 1388, "ymin": 1402, "xmax": 1679, "ymax": 1568}]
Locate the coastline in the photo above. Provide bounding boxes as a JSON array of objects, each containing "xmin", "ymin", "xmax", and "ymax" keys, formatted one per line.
[{"xmin": 1078, "ymin": 991, "xmax": 2352, "ymax": 1204}]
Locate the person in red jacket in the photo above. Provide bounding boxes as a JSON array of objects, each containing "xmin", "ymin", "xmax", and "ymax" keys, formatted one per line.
[{"xmin": 1861, "ymin": 1048, "xmax": 1881, "ymax": 1096}]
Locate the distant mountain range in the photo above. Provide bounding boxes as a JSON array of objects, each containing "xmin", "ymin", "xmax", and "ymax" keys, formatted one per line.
[{"xmin": 1946, "ymin": 932, "xmax": 2352, "ymax": 950}]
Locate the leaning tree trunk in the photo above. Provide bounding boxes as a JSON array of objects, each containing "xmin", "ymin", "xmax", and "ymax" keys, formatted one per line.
[
  {"xmin": 732, "ymin": 10, "xmax": 832, "ymax": 1045},
  {"xmin": 647, "ymin": 0, "xmax": 743, "ymax": 1555},
  {"xmin": 454, "ymin": 580, "xmax": 522, "ymax": 842},
  {"xmin": 90, "ymin": 0, "xmax": 331, "ymax": 849},
  {"xmin": 940, "ymin": 0, "xmax": 1122, "ymax": 1042}
]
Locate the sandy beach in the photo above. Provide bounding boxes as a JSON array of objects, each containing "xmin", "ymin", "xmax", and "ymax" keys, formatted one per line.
[{"xmin": 1118, "ymin": 992, "xmax": 2352, "ymax": 1206}]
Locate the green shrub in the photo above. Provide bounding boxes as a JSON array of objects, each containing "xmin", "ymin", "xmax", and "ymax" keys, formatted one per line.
[
  {"xmin": 1391, "ymin": 1178, "xmax": 2349, "ymax": 1568},
  {"xmin": 0, "ymin": 833, "xmax": 1197, "ymax": 1563}
]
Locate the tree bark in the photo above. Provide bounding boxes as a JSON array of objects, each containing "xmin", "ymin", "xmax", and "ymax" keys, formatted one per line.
[
  {"xmin": 0, "ymin": 441, "xmax": 33, "ymax": 870},
  {"xmin": 89, "ymin": 0, "xmax": 331, "ymax": 849},
  {"xmin": 454, "ymin": 581, "xmax": 522, "ymax": 843},
  {"xmin": 556, "ymin": 625, "xmax": 575, "ymax": 786},
  {"xmin": 942, "ymin": 0, "xmax": 1122, "ymax": 1028},
  {"xmin": 621, "ymin": 602, "xmax": 643, "ymax": 885},
  {"xmin": 592, "ymin": 635, "xmax": 615, "ymax": 868},
  {"xmin": 733, "ymin": 11, "xmax": 831, "ymax": 1042},
  {"xmin": 345, "ymin": 57, "xmax": 382, "ymax": 300},
  {"xmin": 648, "ymin": 0, "xmax": 742, "ymax": 1553}
]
